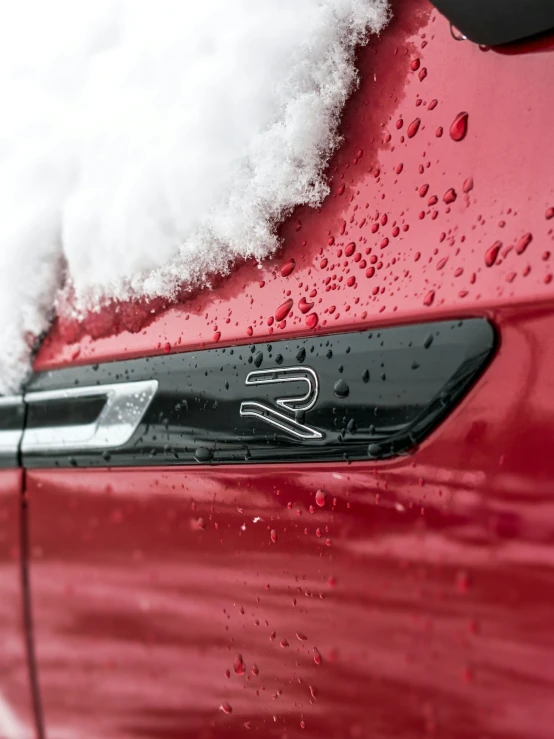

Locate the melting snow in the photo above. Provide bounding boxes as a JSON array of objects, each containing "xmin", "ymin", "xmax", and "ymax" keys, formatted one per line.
[{"xmin": 0, "ymin": 0, "xmax": 389, "ymax": 394}]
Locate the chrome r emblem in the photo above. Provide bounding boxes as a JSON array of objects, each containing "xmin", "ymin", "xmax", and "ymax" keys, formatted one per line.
[{"xmin": 240, "ymin": 367, "xmax": 323, "ymax": 440}]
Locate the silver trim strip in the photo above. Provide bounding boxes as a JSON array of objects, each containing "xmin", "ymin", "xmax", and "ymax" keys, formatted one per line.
[
  {"xmin": 240, "ymin": 367, "xmax": 323, "ymax": 440},
  {"xmin": 22, "ymin": 380, "xmax": 158, "ymax": 453},
  {"xmin": 0, "ymin": 396, "xmax": 24, "ymax": 456}
]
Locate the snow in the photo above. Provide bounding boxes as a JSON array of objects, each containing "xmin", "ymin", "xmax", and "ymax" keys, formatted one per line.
[{"xmin": 0, "ymin": 0, "xmax": 389, "ymax": 395}]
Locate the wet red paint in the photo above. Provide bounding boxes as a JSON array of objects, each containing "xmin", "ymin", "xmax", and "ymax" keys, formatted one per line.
[
  {"xmin": 0, "ymin": 469, "xmax": 35, "ymax": 736},
  {"xmin": 21, "ymin": 0, "xmax": 554, "ymax": 737}
]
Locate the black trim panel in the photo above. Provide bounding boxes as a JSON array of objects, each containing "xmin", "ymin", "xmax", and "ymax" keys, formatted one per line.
[
  {"xmin": 22, "ymin": 319, "xmax": 496, "ymax": 468},
  {"xmin": 0, "ymin": 397, "xmax": 25, "ymax": 468},
  {"xmin": 431, "ymin": 0, "xmax": 554, "ymax": 46}
]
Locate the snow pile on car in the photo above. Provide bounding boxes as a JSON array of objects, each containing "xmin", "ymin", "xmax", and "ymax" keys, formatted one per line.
[{"xmin": 0, "ymin": 0, "xmax": 389, "ymax": 394}]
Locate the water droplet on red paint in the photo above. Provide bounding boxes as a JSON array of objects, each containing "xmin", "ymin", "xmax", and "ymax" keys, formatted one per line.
[
  {"xmin": 269, "ymin": 630, "xmax": 276, "ymax": 641},
  {"xmin": 313, "ymin": 647, "xmax": 322, "ymax": 665},
  {"xmin": 247, "ymin": 326, "xmax": 253, "ymax": 336},
  {"xmin": 396, "ymin": 163, "xmax": 403, "ymax": 174},
  {"xmin": 396, "ymin": 118, "xmax": 403, "ymax": 129},
  {"xmin": 463, "ymin": 177, "xmax": 474, "ymax": 193},
  {"xmin": 224, "ymin": 669, "xmax": 230, "ymax": 678},
  {"xmin": 456, "ymin": 570, "xmax": 471, "ymax": 592},
  {"xmin": 407, "ymin": 118, "xmax": 421, "ymax": 138},
  {"xmin": 337, "ymin": 184, "xmax": 345, "ymax": 196},
  {"xmin": 220, "ymin": 703, "xmax": 232, "ymax": 714},
  {"xmin": 306, "ymin": 313, "xmax": 318, "ymax": 329},
  {"xmin": 410, "ymin": 59, "xmax": 420, "ymax": 71},
  {"xmin": 270, "ymin": 529, "xmax": 277, "ymax": 543},
  {"xmin": 345, "ymin": 242, "xmax": 356, "ymax": 257},
  {"xmin": 233, "ymin": 654, "xmax": 246, "ymax": 675},
  {"xmin": 212, "ymin": 331, "xmax": 221, "ymax": 342},
  {"xmin": 443, "ymin": 188, "xmax": 457, "ymax": 204},
  {"xmin": 275, "ymin": 298, "xmax": 293, "ymax": 322},
  {"xmin": 424, "ymin": 290, "xmax": 435, "ymax": 306},
  {"xmin": 251, "ymin": 664, "xmax": 259, "ymax": 676},
  {"xmin": 450, "ymin": 112, "xmax": 469, "ymax": 141},
  {"xmin": 280, "ymin": 638, "xmax": 289, "ymax": 648},
  {"xmin": 435, "ymin": 126, "xmax": 443, "ymax": 138},
  {"xmin": 485, "ymin": 241, "xmax": 502, "ymax": 267},
  {"xmin": 546, "ymin": 207, "xmax": 554, "ymax": 220},
  {"xmin": 437, "ymin": 257, "xmax": 448, "ymax": 270},
  {"xmin": 296, "ymin": 631, "xmax": 308, "ymax": 641},
  {"xmin": 516, "ymin": 233, "xmax": 532, "ymax": 254},
  {"xmin": 298, "ymin": 298, "xmax": 314, "ymax": 314},
  {"xmin": 281, "ymin": 259, "xmax": 296, "ymax": 277},
  {"xmin": 366, "ymin": 267, "xmax": 375, "ymax": 278},
  {"xmin": 315, "ymin": 490, "xmax": 326, "ymax": 507},
  {"xmin": 419, "ymin": 184, "xmax": 429, "ymax": 197},
  {"xmin": 419, "ymin": 68, "xmax": 428, "ymax": 81},
  {"xmin": 428, "ymin": 99, "xmax": 438, "ymax": 110},
  {"xmin": 320, "ymin": 258, "xmax": 328, "ymax": 269}
]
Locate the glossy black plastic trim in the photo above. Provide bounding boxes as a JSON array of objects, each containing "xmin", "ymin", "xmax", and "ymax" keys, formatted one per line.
[
  {"xmin": 0, "ymin": 396, "xmax": 25, "ymax": 468},
  {"xmin": 21, "ymin": 319, "xmax": 496, "ymax": 468},
  {"xmin": 431, "ymin": 0, "xmax": 554, "ymax": 46}
]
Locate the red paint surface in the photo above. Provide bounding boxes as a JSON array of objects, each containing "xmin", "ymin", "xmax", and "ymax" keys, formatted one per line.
[
  {"xmin": 27, "ymin": 304, "xmax": 554, "ymax": 737},
  {"xmin": 25, "ymin": 0, "xmax": 554, "ymax": 737},
  {"xmin": 0, "ymin": 469, "xmax": 34, "ymax": 738}
]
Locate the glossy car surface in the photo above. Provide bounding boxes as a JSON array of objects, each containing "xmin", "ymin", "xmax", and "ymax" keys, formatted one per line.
[{"xmin": 2, "ymin": 0, "xmax": 554, "ymax": 737}]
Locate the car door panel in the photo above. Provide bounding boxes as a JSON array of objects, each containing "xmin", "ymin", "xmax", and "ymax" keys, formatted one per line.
[{"xmin": 23, "ymin": 0, "xmax": 554, "ymax": 737}]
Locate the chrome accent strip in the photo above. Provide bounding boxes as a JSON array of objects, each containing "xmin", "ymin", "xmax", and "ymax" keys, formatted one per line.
[
  {"xmin": 240, "ymin": 367, "xmax": 323, "ymax": 440},
  {"xmin": 0, "ymin": 396, "xmax": 24, "ymax": 456},
  {"xmin": 22, "ymin": 380, "xmax": 158, "ymax": 453}
]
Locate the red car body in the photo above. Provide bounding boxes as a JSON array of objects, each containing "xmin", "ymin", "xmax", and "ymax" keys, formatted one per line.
[{"xmin": 2, "ymin": 0, "xmax": 554, "ymax": 737}]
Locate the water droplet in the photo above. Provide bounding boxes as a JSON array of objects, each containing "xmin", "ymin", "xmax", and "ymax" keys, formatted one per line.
[
  {"xmin": 306, "ymin": 313, "xmax": 318, "ymax": 329},
  {"xmin": 362, "ymin": 369, "xmax": 370, "ymax": 383},
  {"xmin": 463, "ymin": 177, "xmax": 474, "ymax": 193},
  {"xmin": 315, "ymin": 490, "xmax": 326, "ymax": 507},
  {"xmin": 418, "ymin": 67, "xmax": 428, "ymax": 81},
  {"xmin": 252, "ymin": 664, "xmax": 259, "ymax": 676},
  {"xmin": 443, "ymin": 188, "xmax": 457, "ymax": 204},
  {"xmin": 296, "ymin": 631, "xmax": 308, "ymax": 641},
  {"xmin": 298, "ymin": 298, "xmax": 314, "ymax": 314},
  {"xmin": 320, "ymin": 258, "xmax": 328, "ymax": 269},
  {"xmin": 485, "ymin": 241, "xmax": 502, "ymax": 267},
  {"xmin": 313, "ymin": 647, "xmax": 322, "ymax": 665},
  {"xmin": 333, "ymin": 378, "xmax": 349, "ymax": 398},
  {"xmin": 516, "ymin": 233, "xmax": 532, "ymax": 255},
  {"xmin": 410, "ymin": 58, "xmax": 421, "ymax": 71},
  {"xmin": 419, "ymin": 184, "xmax": 429, "ymax": 197},
  {"xmin": 194, "ymin": 447, "xmax": 213, "ymax": 463},
  {"xmin": 281, "ymin": 259, "xmax": 296, "ymax": 277},
  {"xmin": 275, "ymin": 298, "xmax": 293, "ymax": 322},
  {"xmin": 296, "ymin": 347, "xmax": 306, "ymax": 362},
  {"xmin": 456, "ymin": 570, "xmax": 471, "ymax": 592},
  {"xmin": 407, "ymin": 118, "xmax": 421, "ymax": 138},
  {"xmin": 270, "ymin": 529, "xmax": 277, "ymax": 543},
  {"xmin": 546, "ymin": 207, "xmax": 554, "ymax": 220},
  {"xmin": 450, "ymin": 112, "xmax": 469, "ymax": 142},
  {"xmin": 345, "ymin": 242, "xmax": 356, "ymax": 257},
  {"xmin": 423, "ymin": 290, "xmax": 435, "ymax": 307},
  {"xmin": 423, "ymin": 333, "xmax": 434, "ymax": 349},
  {"xmin": 280, "ymin": 638, "xmax": 289, "ymax": 648},
  {"xmin": 337, "ymin": 184, "xmax": 345, "ymax": 196},
  {"xmin": 220, "ymin": 702, "xmax": 232, "ymax": 714},
  {"xmin": 254, "ymin": 351, "xmax": 263, "ymax": 368},
  {"xmin": 233, "ymin": 654, "xmax": 246, "ymax": 675}
]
